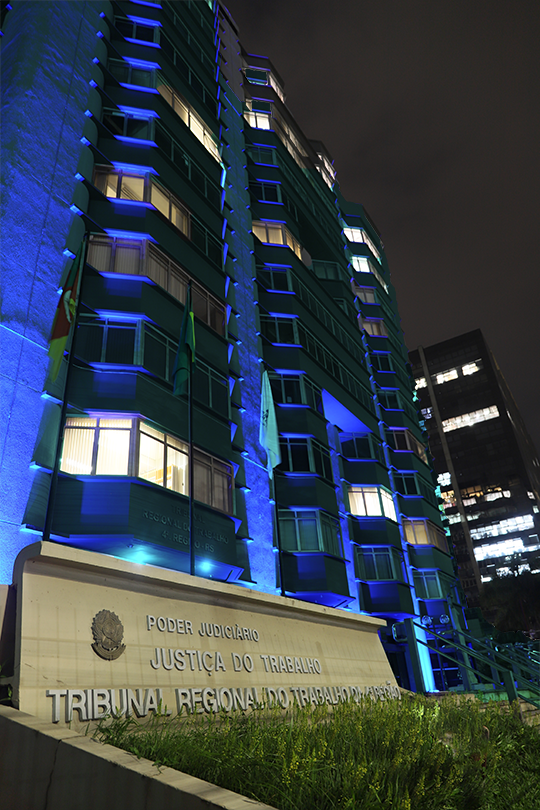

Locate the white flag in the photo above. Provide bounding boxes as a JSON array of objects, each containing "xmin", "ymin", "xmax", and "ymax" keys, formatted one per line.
[{"xmin": 259, "ymin": 370, "xmax": 281, "ymax": 478}]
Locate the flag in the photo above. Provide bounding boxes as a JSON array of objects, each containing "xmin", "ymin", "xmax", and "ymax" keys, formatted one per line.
[
  {"xmin": 259, "ymin": 370, "xmax": 281, "ymax": 478},
  {"xmin": 48, "ymin": 241, "xmax": 85, "ymax": 381},
  {"xmin": 173, "ymin": 284, "xmax": 196, "ymax": 396}
]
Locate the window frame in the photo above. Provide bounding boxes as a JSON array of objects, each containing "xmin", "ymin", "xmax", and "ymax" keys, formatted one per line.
[
  {"xmin": 402, "ymin": 519, "xmax": 448, "ymax": 553},
  {"xmin": 356, "ymin": 545, "xmax": 405, "ymax": 582},
  {"xmin": 279, "ymin": 509, "xmax": 343, "ymax": 557},
  {"xmin": 348, "ymin": 485, "xmax": 397, "ymax": 522}
]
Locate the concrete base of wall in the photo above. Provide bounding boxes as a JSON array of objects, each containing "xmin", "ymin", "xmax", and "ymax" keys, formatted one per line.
[{"xmin": 0, "ymin": 705, "xmax": 276, "ymax": 810}]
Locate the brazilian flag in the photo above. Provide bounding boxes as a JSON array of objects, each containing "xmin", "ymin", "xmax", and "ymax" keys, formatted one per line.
[{"xmin": 173, "ymin": 284, "xmax": 196, "ymax": 397}]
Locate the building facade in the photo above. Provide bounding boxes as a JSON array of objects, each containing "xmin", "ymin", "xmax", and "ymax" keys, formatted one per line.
[
  {"xmin": 2, "ymin": 0, "xmax": 467, "ymax": 693},
  {"xmin": 410, "ymin": 330, "xmax": 540, "ymax": 605}
]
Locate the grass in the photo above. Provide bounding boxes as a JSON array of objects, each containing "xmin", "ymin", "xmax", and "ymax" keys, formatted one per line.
[{"xmin": 94, "ymin": 694, "xmax": 540, "ymax": 810}]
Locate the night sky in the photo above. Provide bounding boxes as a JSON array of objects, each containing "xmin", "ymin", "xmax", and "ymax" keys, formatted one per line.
[{"xmin": 225, "ymin": 0, "xmax": 540, "ymax": 453}]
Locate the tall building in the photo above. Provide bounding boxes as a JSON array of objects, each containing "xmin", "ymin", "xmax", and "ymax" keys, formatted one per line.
[
  {"xmin": 410, "ymin": 330, "xmax": 540, "ymax": 606},
  {"xmin": 1, "ymin": 0, "xmax": 467, "ymax": 693}
]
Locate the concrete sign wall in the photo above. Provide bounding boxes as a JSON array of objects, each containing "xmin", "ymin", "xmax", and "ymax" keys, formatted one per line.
[{"xmin": 11, "ymin": 542, "xmax": 399, "ymax": 727}]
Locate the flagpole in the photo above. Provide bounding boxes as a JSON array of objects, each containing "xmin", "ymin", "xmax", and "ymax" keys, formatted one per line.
[
  {"xmin": 42, "ymin": 233, "xmax": 88, "ymax": 545},
  {"xmin": 187, "ymin": 281, "xmax": 195, "ymax": 577},
  {"xmin": 272, "ymin": 478, "xmax": 286, "ymax": 597}
]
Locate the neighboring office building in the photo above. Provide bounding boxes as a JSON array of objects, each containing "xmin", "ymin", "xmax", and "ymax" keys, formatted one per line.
[
  {"xmin": 1, "ymin": 0, "xmax": 467, "ymax": 693},
  {"xmin": 410, "ymin": 330, "xmax": 540, "ymax": 606}
]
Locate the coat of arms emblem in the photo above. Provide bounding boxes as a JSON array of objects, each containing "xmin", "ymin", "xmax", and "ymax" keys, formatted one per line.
[{"xmin": 91, "ymin": 610, "xmax": 126, "ymax": 660}]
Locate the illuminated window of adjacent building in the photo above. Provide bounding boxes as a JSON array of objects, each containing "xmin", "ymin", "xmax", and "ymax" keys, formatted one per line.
[
  {"xmin": 440, "ymin": 490, "xmax": 456, "ymax": 509},
  {"xmin": 156, "ymin": 79, "xmax": 220, "ymax": 161},
  {"xmin": 527, "ymin": 491, "xmax": 535, "ymax": 500},
  {"xmin": 415, "ymin": 377, "xmax": 427, "ymax": 389},
  {"xmin": 86, "ymin": 236, "xmax": 225, "ymax": 334},
  {"xmin": 343, "ymin": 227, "xmax": 381, "ymax": 263},
  {"xmin": 435, "ymin": 368, "xmax": 458, "ymax": 385},
  {"xmin": 421, "ymin": 407, "xmax": 433, "ymax": 420},
  {"xmin": 61, "ymin": 418, "xmax": 233, "ymax": 513},
  {"xmin": 278, "ymin": 438, "xmax": 333, "ymax": 481},
  {"xmin": 279, "ymin": 510, "xmax": 342, "ymax": 557},
  {"xmin": 474, "ymin": 537, "xmax": 531, "ymax": 561},
  {"xmin": 350, "ymin": 255, "xmax": 388, "ymax": 291},
  {"xmin": 356, "ymin": 546, "xmax": 404, "ymax": 582},
  {"xmin": 362, "ymin": 318, "xmax": 388, "ymax": 337},
  {"xmin": 442, "ymin": 406, "xmax": 499, "ymax": 432},
  {"xmin": 413, "ymin": 570, "xmax": 447, "ymax": 600},
  {"xmin": 389, "ymin": 430, "xmax": 428, "ymax": 464},
  {"xmin": 402, "ymin": 519, "xmax": 448, "ymax": 552},
  {"xmin": 252, "ymin": 221, "xmax": 303, "ymax": 261},
  {"xmin": 348, "ymin": 486, "xmax": 397, "ymax": 522},
  {"xmin": 268, "ymin": 373, "xmax": 323, "ymax": 413},
  {"xmin": 462, "ymin": 361, "xmax": 481, "ymax": 376},
  {"xmin": 437, "ymin": 472, "xmax": 451, "ymax": 487},
  {"xmin": 470, "ymin": 514, "xmax": 535, "ymax": 540}
]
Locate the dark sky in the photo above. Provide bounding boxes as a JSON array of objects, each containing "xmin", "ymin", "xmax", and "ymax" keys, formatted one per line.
[{"xmin": 225, "ymin": 0, "xmax": 540, "ymax": 453}]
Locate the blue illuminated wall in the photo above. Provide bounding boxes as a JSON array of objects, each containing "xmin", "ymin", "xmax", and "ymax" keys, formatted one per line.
[{"xmin": 0, "ymin": 0, "xmax": 107, "ymax": 583}]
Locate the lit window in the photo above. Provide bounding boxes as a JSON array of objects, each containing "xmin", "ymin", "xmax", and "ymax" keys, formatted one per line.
[
  {"xmin": 462, "ymin": 497, "xmax": 477, "ymax": 506},
  {"xmin": 470, "ymin": 514, "xmax": 535, "ymax": 540},
  {"xmin": 528, "ymin": 491, "xmax": 535, "ymax": 500},
  {"xmin": 442, "ymin": 406, "xmax": 499, "ymax": 432},
  {"xmin": 415, "ymin": 377, "xmax": 427, "ymax": 389},
  {"xmin": 156, "ymin": 80, "xmax": 220, "ymax": 161},
  {"xmin": 356, "ymin": 546, "xmax": 404, "ymax": 581},
  {"xmin": 350, "ymin": 256, "xmax": 388, "ymax": 292},
  {"xmin": 440, "ymin": 490, "xmax": 456, "ymax": 509},
  {"xmin": 279, "ymin": 510, "xmax": 342, "ymax": 557},
  {"xmin": 437, "ymin": 472, "xmax": 451, "ymax": 487},
  {"xmin": 343, "ymin": 227, "xmax": 381, "ymax": 263},
  {"xmin": 252, "ymin": 221, "xmax": 304, "ymax": 261},
  {"xmin": 484, "ymin": 490, "xmax": 504, "ymax": 502},
  {"xmin": 316, "ymin": 152, "xmax": 336, "ymax": 189},
  {"xmin": 462, "ymin": 361, "xmax": 481, "ymax": 376},
  {"xmin": 402, "ymin": 519, "xmax": 448, "ymax": 552},
  {"xmin": 362, "ymin": 318, "xmax": 388, "ymax": 337},
  {"xmin": 95, "ymin": 169, "xmax": 146, "ymax": 201},
  {"xmin": 244, "ymin": 110, "xmax": 271, "ymax": 130},
  {"xmin": 150, "ymin": 182, "xmax": 190, "ymax": 236},
  {"xmin": 474, "ymin": 537, "xmax": 530, "ymax": 561},
  {"xmin": 421, "ymin": 407, "xmax": 433, "ymax": 420},
  {"xmin": 435, "ymin": 368, "xmax": 458, "ymax": 385},
  {"xmin": 348, "ymin": 486, "xmax": 397, "ymax": 522},
  {"xmin": 86, "ymin": 236, "xmax": 225, "ymax": 333},
  {"xmin": 60, "ymin": 418, "xmax": 233, "ymax": 513}
]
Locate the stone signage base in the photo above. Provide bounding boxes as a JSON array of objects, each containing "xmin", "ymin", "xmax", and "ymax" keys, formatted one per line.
[{"xmin": 10, "ymin": 542, "xmax": 398, "ymax": 728}]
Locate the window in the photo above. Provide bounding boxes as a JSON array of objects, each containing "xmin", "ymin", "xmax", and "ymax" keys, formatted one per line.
[
  {"xmin": 252, "ymin": 221, "xmax": 304, "ymax": 261},
  {"xmin": 248, "ymin": 146, "xmax": 278, "ymax": 166},
  {"xmin": 388, "ymin": 430, "xmax": 428, "ymax": 464},
  {"xmin": 244, "ymin": 68, "xmax": 285, "ymax": 102},
  {"xmin": 437, "ymin": 472, "xmax": 451, "ymax": 487},
  {"xmin": 94, "ymin": 167, "xmax": 146, "ymax": 201},
  {"xmin": 260, "ymin": 316, "xmax": 298, "ymax": 345},
  {"xmin": 362, "ymin": 318, "xmax": 388, "ymax": 338},
  {"xmin": 269, "ymin": 373, "xmax": 323, "ymax": 413},
  {"xmin": 244, "ymin": 109, "xmax": 272, "ymax": 130},
  {"xmin": 102, "ymin": 108, "xmax": 154, "ymax": 141},
  {"xmin": 435, "ymin": 368, "xmax": 458, "ymax": 385},
  {"xmin": 413, "ymin": 570, "xmax": 445, "ymax": 600},
  {"xmin": 352, "ymin": 284, "xmax": 377, "ymax": 304},
  {"xmin": 150, "ymin": 182, "xmax": 190, "ymax": 236},
  {"xmin": 348, "ymin": 486, "xmax": 397, "ymax": 522},
  {"xmin": 351, "ymin": 256, "xmax": 388, "ymax": 291},
  {"xmin": 371, "ymin": 354, "xmax": 394, "ymax": 373},
  {"xmin": 474, "ymin": 537, "xmax": 538, "ymax": 562},
  {"xmin": 315, "ymin": 152, "xmax": 335, "ymax": 189},
  {"xmin": 61, "ymin": 418, "xmax": 233, "ymax": 513},
  {"xmin": 256, "ymin": 265, "xmax": 290, "ymax": 292},
  {"xmin": 421, "ymin": 407, "xmax": 433, "ymax": 420},
  {"xmin": 393, "ymin": 473, "xmax": 419, "ymax": 496},
  {"xmin": 312, "ymin": 260, "xmax": 347, "ymax": 281},
  {"xmin": 340, "ymin": 433, "xmax": 384, "ymax": 465},
  {"xmin": 356, "ymin": 546, "xmax": 404, "ymax": 581},
  {"xmin": 279, "ymin": 510, "xmax": 342, "ymax": 556},
  {"xmin": 250, "ymin": 182, "xmax": 282, "ymax": 203},
  {"xmin": 415, "ymin": 377, "xmax": 427, "ymax": 390},
  {"xmin": 470, "ymin": 514, "xmax": 535, "ymax": 540},
  {"xmin": 462, "ymin": 361, "xmax": 481, "ymax": 376},
  {"xmin": 159, "ymin": 37, "xmax": 216, "ymax": 115},
  {"xmin": 442, "ymin": 406, "xmax": 499, "ymax": 433},
  {"xmin": 278, "ymin": 438, "xmax": 333, "ymax": 481},
  {"xmin": 344, "ymin": 227, "xmax": 381, "ymax": 263},
  {"xmin": 115, "ymin": 16, "xmax": 160, "ymax": 45},
  {"xmin": 108, "ymin": 59, "xmax": 154, "ymax": 88},
  {"xmin": 378, "ymin": 390, "xmax": 401, "ymax": 410},
  {"xmin": 156, "ymin": 79, "xmax": 220, "ymax": 161},
  {"xmin": 86, "ymin": 236, "xmax": 225, "ymax": 334},
  {"xmin": 402, "ymin": 519, "xmax": 448, "ymax": 553}
]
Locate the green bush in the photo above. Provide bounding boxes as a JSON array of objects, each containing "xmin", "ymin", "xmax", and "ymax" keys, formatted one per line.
[{"xmin": 94, "ymin": 695, "xmax": 540, "ymax": 810}]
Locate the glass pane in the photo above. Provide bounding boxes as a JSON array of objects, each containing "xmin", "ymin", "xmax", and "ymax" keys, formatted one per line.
[
  {"xmin": 105, "ymin": 326, "xmax": 135, "ymax": 364},
  {"xmin": 169, "ymin": 269, "xmax": 187, "ymax": 303},
  {"xmin": 414, "ymin": 521, "xmax": 429, "ymax": 544},
  {"xmin": 171, "ymin": 203, "xmax": 188, "ymax": 235},
  {"xmin": 349, "ymin": 490, "xmax": 366, "ymax": 516},
  {"xmin": 190, "ymin": 116, "xmax": 204, "ymax": 144},
  {"xmin": 209, "ymin": 301, "xmax": 225, "ymax": 335},
  {"xmin": 99, "ymin": 419, "xmax": 132, "ymax": 428},
  {"xmin": 151, "ymin": 185, "xmax": 170, "ymax": 217},
  {"xmin": 364, "ymin": 488, "xmax": 382, "ymax": 516},
  {"xmin": 75, "ymin": 323, "xmax": 103, "ymax": 362},
  {"xmin": 403, "ymin": 521, "xmax": 416, "ymax": 545},
  {"xmin": 87, "ymin": 241, "xmax": 112, "ymax": 272},
  {"xmin": 66, "ymin": 417, "xmax": 97, "ymax": 427},
  {"xmin": 146, "ymin": 249, "xmax": 168, "ymax": 288},
  {"xmin": 362, "ymin": 553, "xmax": 377, "ymax": 580},
  {"xmin": 290, "ymin": 441, "xmax": 310, "ymax": 471},
  {"xmin": 96, "ymin": 429, "xmax": 130, "ymax": 475},
  {"xmin": 375, "ymin": 551, "xmax": 393, "ymax": 580},
  {"xmin": 144, "ymin": 330, "xmax": 167, "ymax": 378},
  {"xmin": 283, "ymin": 377, "xmax": 301, "ymax": 403},
  {"xmin": 192, "ymin": 287, "xmax": 207, "ymax": 322},
  {"xmin": 114, "ymin": 245, "xmax": 140, "ymax": 275},
  {"xmin": 120, "ymin": 175, "xmax": 145, "ymax": 201},
  {"xmin": 140, "ymin": 423, "xmax": 164, "ymax": 440},
  {"xmin": 158, "ymin": 83, "xmax": 173, "ymax": 106},
  {"xmin": 167, "ymin": 445, "xmax": 188, "ymax": 495},
  {"xmin": 298, "ymin": 516, "xmax": 318, "ymax": 550},
  {"xmin": 138, "ymin": 432, "xmax": 164, "ymax": 486},
  {"xmin": 125, "ymin": 117, "xmax": 150, "ymax": 139},
  {"xmin": 193, "ymin": 457, "xmax": 212, "ymax": 506},
  {"xmin": 252, "ymin": 223, "xmax": 267, "ymax": 242},
  {"xmin": 61, "ymin": 428, "xmax": 94, "ymax": 474},
  {"xmin": 381, "ymin": 490, "xmax": 397, "ymax": 521},
  {"xmin": 135, "ymin": 24, "xmax": 154, "ymax": 42},
  {"xmin": 266, "ymin": 225, "xmax": 283, "ymax": 245},
  {"xmin": 280, "ymin": 518, "xmax": 297, "ymax": 551},
  {"xmin": 212, "ymin": 469, "xmax": 230, "ymax": 512},
  {"xmin": 131, "ymin": 68, "xmax": 151, "ymax": 87},
  {"xmin": 174, "ymin": 96, "xmax": 189, "ymax": 125}
]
